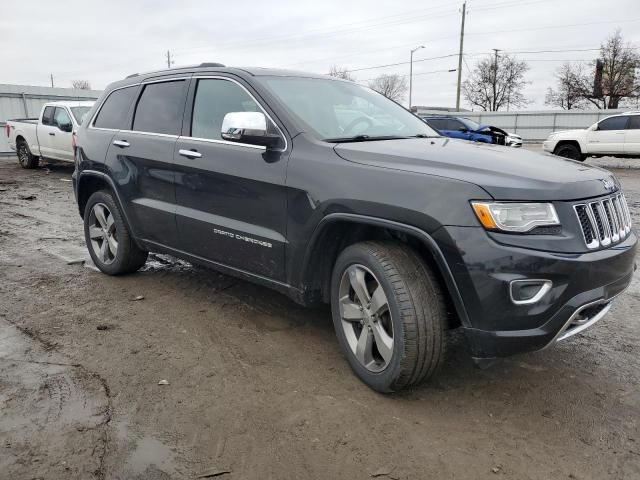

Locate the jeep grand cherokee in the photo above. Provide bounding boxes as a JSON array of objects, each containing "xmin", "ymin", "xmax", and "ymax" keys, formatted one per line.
[{"xmin": 73, "ymin": 64, "xmax": 636, "ymax": 392}]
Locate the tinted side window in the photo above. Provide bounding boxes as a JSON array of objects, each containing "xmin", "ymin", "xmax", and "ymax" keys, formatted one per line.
[
  {"xmin": 628, "ymin": 115, "xmax": 640, "ymax": 129},
  {"xmin": 426, "ymin": 118, "xmax": 448, "ymax": 131},
  {"xmin": 598, "ymin": 116, "xmax": 628, "ymax": 131},
  {"xmin": 93, "ymin": 86, "xmax": 137, "ymax": 130},
  {"xmin": 42, "ymin": 106, "xmax": 54, "ymax": 126},
  {"xmin": 53, "ymin": 107, "xmax": 71, "ymax": 128},
  {"xmin": 133, "ymin": 81, "xmax": 186, "ymax": 135},
  {"xmin": 191, "ymin": 79, "xmax": 268, "ymax": 141},
  {"xmin": 447, "ymin": 119, "xmax": 465, "ymax": 131}
]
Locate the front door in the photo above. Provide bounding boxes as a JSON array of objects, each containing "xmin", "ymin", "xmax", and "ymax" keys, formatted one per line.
[
  {"xmin": 586, "ymin": 116, "xmax": 628, "ymax": 154},
  {"xmin": 38, "ymin": 105, "xmax": 56, "ymax": 158},
  {"xmin": 173, "ymin": 76, "xmax": 289, "ymax": 281},
  {"xmin": 51, "ymin": 107, "xmax": 74, "ymax": 161},
  {"xmin": 624, "ymin": 115, "xmax": 640, "ymax": 155}
]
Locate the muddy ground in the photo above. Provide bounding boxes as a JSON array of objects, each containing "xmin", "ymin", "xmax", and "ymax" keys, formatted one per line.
[{"xmin": 0, "ymin": 156, "xmax": 639, "ymax": 480}]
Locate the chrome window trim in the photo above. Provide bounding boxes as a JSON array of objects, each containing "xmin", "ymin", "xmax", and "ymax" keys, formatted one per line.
[
  {"xmin": 178, "ymin": 135, "xmax": 266, "ymax": 151},
  {"xmin": 185, "ymin": 75, "xmax": 288, "ymax": 153},
  {"xmin": 119, "ymin": 129, "xmax": 179, "ymax": 140}
]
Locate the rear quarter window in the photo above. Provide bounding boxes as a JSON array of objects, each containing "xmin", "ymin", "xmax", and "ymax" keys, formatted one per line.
[{"xmin": 93, "ymin": 86, "xmax": 138, "ymax": 130}]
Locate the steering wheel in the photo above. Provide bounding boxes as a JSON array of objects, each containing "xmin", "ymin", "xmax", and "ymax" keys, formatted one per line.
[{"xmin": 343, "ymin": 116, "xmax": 374, "ymax": 135}]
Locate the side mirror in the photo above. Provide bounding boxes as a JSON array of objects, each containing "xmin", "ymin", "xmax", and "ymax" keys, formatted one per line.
[
  {"xmin": 221, "ymin": 112, "xmax": 283, "ymax": 149},
  {"xmin": 59, "ymin": 122, "xmax": 73, "ymax": 132}
]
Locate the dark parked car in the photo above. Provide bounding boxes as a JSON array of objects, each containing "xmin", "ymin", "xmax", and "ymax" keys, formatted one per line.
[
  {"xmin": 73, "ymin": 64, "xmax": 636, "ymax": 392},
  {"xmin": 421, "ymin": 115, "xmax": 522, "ymax": 146}
]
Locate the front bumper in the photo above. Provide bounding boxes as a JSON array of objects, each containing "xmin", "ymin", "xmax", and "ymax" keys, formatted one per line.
[
  {"xmin": 434, "ymin": 226, "xmax": 637, "ymax": 358},
  {"xmin": 542, "ymin": 140, "xmax": 556, "ymax": 152}
]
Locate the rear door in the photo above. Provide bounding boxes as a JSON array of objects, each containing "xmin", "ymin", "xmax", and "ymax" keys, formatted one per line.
[
  {"xmin": 104, "ymin": 78, "xmax": 188, "ymax": 248},
  {"xmin": 585, "ymin": 116, "xmax": 628, "ymax": 154},
  {"xmin": 624, "ymin": 115, "xmax": 640, "ymax": 154},
  {"xmin": 51, "ymin": 107, "xmax": 74, "ymax": 161},
  {"xmin": 173, "ymin": 76, "xmax": 289, "ymax": 280},
  {"xmin": 38, "ymin": 105, "xmax": 56, "ymax": 157}
]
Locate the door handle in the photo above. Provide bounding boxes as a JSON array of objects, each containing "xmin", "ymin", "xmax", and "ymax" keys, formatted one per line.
[
  {"xmin": 113, "ymin": 140, "xmax": 130, "ymax": 148},
  {"xmin": 49, "ymin": 132, "xmax": 55, "ymax": 136},
  {"xmin": 179, "ymin": 149, "xmax": 202, "ymax": 159}
]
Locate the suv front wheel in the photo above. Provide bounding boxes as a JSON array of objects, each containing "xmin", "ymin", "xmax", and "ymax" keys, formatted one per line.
[
  {"xmin": 331, "ymin": 241, "xmax": 446, "ymax": 392},
  {"xmin": 84, "ymin": 190, "xmax": 148, "ymax": 275}
]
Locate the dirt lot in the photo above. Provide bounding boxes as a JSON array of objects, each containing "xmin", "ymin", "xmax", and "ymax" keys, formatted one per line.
[{"xmin": 1, "ymin": 156, "xmax": 639, "ymax": 480}]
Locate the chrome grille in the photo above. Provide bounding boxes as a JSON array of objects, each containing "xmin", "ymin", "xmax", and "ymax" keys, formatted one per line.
[{"xmin": 574, "ymin": 193, "xmax": 632, "ymax": 249}]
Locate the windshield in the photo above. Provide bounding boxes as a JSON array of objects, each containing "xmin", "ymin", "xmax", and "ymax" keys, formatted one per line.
[
  {"xmin": 460, "ymin": 117, "xmax": 481, "ymax": 130},
  {"xmin": 259, "ymin": 77, "xmax": 438, "ymax": 141},
  {"xmin": 70, "ymin": 106, "xmax": 92, "ymax": 125}
]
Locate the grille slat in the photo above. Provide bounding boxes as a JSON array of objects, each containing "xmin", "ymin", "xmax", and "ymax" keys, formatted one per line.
[{"xmin": 574, "ymin": 192, "xmax": 632, "ymax": 250}]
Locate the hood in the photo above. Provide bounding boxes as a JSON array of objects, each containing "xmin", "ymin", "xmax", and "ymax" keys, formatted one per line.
[
  {"xmin": 551, "ymin": 129, "xmax": 586, "ymax": 135},
  {"xmin": 333, "ymin": 137, "xmax": 618, "ymax": 201}
]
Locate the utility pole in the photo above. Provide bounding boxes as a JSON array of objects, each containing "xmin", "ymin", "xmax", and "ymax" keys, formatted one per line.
[
  {"xmin": 50, "ymin": 73, "xmax": 54, "ymax": 88},
  {"xmin": 166, "ymin": 50, "xmax": 174, "ymax": 68},
  {"xmin": 409, "ymin": 45, "xmax": 425, "ymax": 110},
  {"xmin": 455, "ymin": 1, "xmax": 466, "ymax": 111},
  {"xmin": 492, "ymin": 48, "xmax": 500, "ymax": 111}
]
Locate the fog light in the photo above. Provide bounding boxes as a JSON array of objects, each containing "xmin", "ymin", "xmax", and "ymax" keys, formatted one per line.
[{"xmin": 510, "ymin": 279, "xmax": 552, "ymax": 305}]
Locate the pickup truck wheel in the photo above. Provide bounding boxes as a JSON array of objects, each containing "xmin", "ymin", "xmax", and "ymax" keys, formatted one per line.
[
  {"xmin": 554, "ymin": 143, "xmax": 583, "ymax": 161},
  {"xmin": 84, "ymin": 191, "xmax": 148, "ymax": 275},
  {"xmin": 331, "ymin": 241, "xmax": 446, "ymax": 392},
  {"xmin": 16, "ymin": 139, "xmax": 39, "ymax": 169}
]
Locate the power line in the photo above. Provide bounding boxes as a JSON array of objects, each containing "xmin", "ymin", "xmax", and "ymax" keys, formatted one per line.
[{"xmin": 343, "ymin": 54, "xmax": 459, "ymax": 74}]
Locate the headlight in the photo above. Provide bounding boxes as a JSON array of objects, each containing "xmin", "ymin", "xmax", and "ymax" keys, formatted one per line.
[{"xmin": 471, "ymin": 202, "xmax": 560, "ymax": 233}]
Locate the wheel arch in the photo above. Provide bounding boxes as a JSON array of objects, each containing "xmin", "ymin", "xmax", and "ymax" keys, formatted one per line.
[
  {"xmin": 553, "ymin": 139, "xmax": 582, "ymax": 154},
  {"xmin": 76, "ymin": 171, "xmax": 137, "ymax": 243},
  {"xmin": 299, "ymin": 213, "xmax": 470, "ymax": 328}
]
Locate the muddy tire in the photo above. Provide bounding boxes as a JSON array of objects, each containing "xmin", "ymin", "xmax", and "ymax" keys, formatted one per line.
[
  {"xmin": 16, "ymin": 138, "xmax": 39, "ymax": 169},
  {"xmin": 330, "ymin": 241, "xmax": 446, "ymax": 393},
  {"xmin": 554, "ymin": 143, "xmax": 584, "ymax": 161},
  {"xmin": 84, "ymin": 190, "xmax": 148, "ymax": 275}
]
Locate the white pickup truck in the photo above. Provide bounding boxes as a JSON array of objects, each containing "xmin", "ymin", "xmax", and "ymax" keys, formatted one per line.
[
  {"xmin": 543, "ymin": 111, "xmax": 640, "ymax": 161},
  {"xmin": 5, "ymin": 101, "xmax": 94, "ymax": 168}
]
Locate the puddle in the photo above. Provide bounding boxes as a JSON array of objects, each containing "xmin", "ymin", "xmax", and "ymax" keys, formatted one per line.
[{"xmin": 125, "ymin": 435, "xmax": 177, "ymax": 477}]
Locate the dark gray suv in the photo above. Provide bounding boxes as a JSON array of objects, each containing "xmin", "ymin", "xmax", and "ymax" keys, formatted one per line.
[{"xmin": 73, "ymin": 64, "xmax": 636, "ymax": 392}]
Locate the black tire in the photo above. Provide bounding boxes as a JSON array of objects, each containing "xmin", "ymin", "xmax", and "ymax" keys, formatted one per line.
[
  {"xmin": 16, "ymin": 138, "xmax": 39, "ymax": 169},
  {"xmin": 83, "ymin": 190, "xmax": 148, "ymax": 275},
  {"xmin": 330, "ymin": 241, "xmax": 446, "ymax": 393},
  {"xmin": 554, "ymin": 143, "xmax": 584, "ymax": 161}
]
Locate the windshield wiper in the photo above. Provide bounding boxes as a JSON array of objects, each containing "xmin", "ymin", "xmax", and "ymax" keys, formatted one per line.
[{"xmin": 325, "ymin": 135, "xmax": 411, "ymax": 143}]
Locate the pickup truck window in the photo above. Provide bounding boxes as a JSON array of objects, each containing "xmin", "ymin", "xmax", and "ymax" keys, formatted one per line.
[
  {"xmin": 53, "ymin": 107, "xmax": 71, "ymax": 129},
  {"xmin": 133, "ymin": 80, "xmax": 186, "ymax": 135},
  {"xmin": 191, "ymin": 79, "xmax": 268, "ymax": 141},
  {"xmin": 70, "ymin": 106, "xmax": 91, "ymax": 125},
  {"xmin": 598, "ymin": 116, "xmax": 628, "ymax": 130},
  {"xmin": 42, "ymin": 106, "xmax": 54, "ymax": 126},
  {"xmin": 260, "ymin": 76, "xmax": 436, "ymax": 141},
  {"xmin": 94, "ymin": 86, "xmax": 137, "ymax": 130}
]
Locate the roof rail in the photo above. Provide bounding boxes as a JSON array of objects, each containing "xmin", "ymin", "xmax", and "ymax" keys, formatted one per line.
[
  {"xmin": 125, "ymin": 73, "xmax": 139, "ymax": 79},
  {"xmin": 199, "ymin": 62, "xmax": 225, "ymax": 67}
]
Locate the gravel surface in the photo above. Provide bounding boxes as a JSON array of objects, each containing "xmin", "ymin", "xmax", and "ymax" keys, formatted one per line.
[{"xmin": 0, "ymin": 157, "xmax": 639, "ymax": 480}]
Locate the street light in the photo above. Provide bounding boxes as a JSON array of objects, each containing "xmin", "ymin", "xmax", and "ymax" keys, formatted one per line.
[{"xmin": 409, "ymin": 45, "xmax": 425, "ymax": 110}]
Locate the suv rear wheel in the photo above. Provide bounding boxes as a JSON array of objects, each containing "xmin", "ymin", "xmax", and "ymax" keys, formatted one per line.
[
  {"xmin": 330, "ymin": 241, "xmax": 446, "ymax": 392},
  {"xmin": 84, "ymin": 190, "xmax": 148, "ymax": 275}
]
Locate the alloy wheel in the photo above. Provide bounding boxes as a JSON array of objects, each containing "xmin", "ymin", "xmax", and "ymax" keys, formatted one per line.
[
  {"xmin": 338, "ymin": 264, "xmax": 394, "ymax": 372},
  {"xmin": 17, "ymin": 143, "xmax": 29, "ymax": 167},
  {"xmin": 88, "ymin": 203, "xmax": 118, "ymax": 264}
]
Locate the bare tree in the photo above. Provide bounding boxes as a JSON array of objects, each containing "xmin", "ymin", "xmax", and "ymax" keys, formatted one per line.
[
  {"xmin": 328, "ymin": 65, "xmax": 355, "ymax": 82},
  {"xmin": 367, "ymin": 74, "xmax": 408, "ymax": 103},
  {"xmin": 544, "ymin": 63, "xmax": 587, "ymax": 110},
  {"xmin": 71, "ymin": 80, "xmax": 91, "ymax": 90},
  {"xmin": 581, "ymin": 30, "xmax": 639, "ymax": 109},
  {"xmin": 462, "ymin": 53, "xmax": 529, "ymax": 111}
]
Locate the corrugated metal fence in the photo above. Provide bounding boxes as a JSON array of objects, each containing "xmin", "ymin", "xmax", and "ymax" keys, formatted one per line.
[
  {"xmin": 416, "ymin": 108, "xmax": 637, "ymax": 143},
  {"xmin": 0, "ymin": 84, "xmax": 101, "ymax": 156}
]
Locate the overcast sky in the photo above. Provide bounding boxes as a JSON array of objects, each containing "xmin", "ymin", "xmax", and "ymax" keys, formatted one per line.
[{"xmin": 2, "ymin": 0, "xmax": 639, "ymax": 109}]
